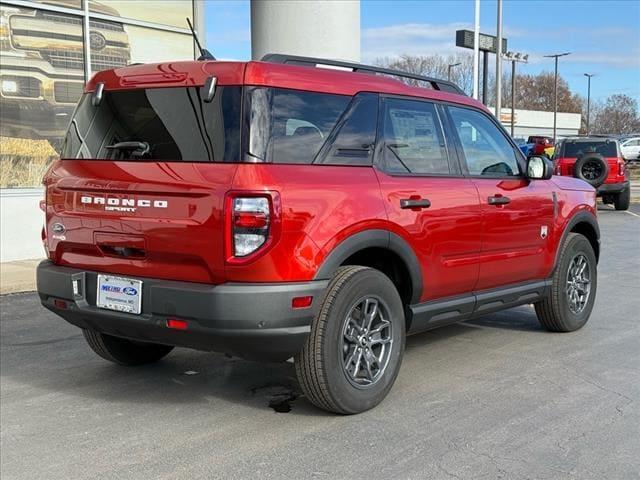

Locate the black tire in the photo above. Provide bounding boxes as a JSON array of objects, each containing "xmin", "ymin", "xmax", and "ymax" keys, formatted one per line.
[
  {"xmin": 574, "ymin": 154, "xmax": 608, "ymax": 187},
  {"xmin": 614, "ymin": 187, "xmax": 630, "ymax": 211},
  {"xmin": 295, "ymin": 266, "xmax": 405, "ymax": 414},
  {"xmin": 535, "ymin": 233, "xmax": 597, "ymax": 332},
  {"xmin": 82, "ymin": 330, "xmax": 174, "ymax": 366}
]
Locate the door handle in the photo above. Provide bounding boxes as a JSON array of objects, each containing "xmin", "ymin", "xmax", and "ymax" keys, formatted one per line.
[
  {"xmin": 400, "ymin": 198, "xmax": 431, "ymax": 210},
  {"xmin": 487, "ymin": 195, "xmax": 511, "ymax": 206}
]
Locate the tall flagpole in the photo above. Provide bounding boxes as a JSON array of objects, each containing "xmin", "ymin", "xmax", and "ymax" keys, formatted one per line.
[{"xmin": 472, "ymin": 0, "xmax": 480, "ymax": 99}]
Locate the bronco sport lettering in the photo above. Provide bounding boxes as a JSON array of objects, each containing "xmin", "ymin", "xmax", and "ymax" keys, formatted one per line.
[{"xmin": 37, "ymin": 54, "xmax": 600, "ymax": 414}]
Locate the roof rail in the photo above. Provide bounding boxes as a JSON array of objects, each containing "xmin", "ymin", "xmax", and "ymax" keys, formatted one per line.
[{"xmin": 261, "ymin": 53, "xmax": 467, "ymax": 96}]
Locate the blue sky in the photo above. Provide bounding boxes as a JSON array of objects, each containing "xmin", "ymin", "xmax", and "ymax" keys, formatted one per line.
[{"xmin": 205, "ymin": 0, "xmax": 640, "ymax": 103}]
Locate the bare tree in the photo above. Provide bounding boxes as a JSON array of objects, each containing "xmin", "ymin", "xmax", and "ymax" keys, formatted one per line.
[
  {"xmin": 375, "ymin": 53, "xmax": 474, "ymax": 95},
  {"xmin": 590, "ymin": 94, "xmax": 640, "ymax": 135}
]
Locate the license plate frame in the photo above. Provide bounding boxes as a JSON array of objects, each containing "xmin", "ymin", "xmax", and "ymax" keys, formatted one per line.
[{"xmin": 96, "ymin": 275, "xmax": 142, "ymax": 315}]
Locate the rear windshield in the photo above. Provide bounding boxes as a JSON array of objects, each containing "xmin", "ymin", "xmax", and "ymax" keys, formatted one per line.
[
  {"xmin": 62, "ymin": 87, "xmax": 241, "ymax": 161},
  {"xmin": 562, "ymin": 141, "xmax": 617, "ymax": 158}
]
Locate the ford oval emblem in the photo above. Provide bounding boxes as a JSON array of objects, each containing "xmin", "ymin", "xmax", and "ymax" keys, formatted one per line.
[
  {"xmin": 51, "ymin": 223, "xmax": 65, "ymax": 234},
  {"xmin": 123, "ymin": 287, "xmax": 138, "ymax": 296},
  {"xmin": 89, "ymin": 31, "xmax": 107, "ymax": 51}
]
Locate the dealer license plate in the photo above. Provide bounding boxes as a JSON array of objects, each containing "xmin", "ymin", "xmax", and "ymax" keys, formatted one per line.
[{"xmin": 96, "ymin": 275, "xmax": 142, "ymax": 315}]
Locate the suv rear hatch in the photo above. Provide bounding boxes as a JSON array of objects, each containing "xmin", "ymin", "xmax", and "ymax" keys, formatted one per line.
[
  {"xmin": 44, "ymin": 75, "xmax": 243, "ymax": 284},
  {"xmin": 556, "ymin": 139, "xmax": 624, "ymax": 183}
]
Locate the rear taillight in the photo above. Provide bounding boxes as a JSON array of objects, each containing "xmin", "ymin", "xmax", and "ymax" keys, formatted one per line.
[
  {"xmin": 618, "ymin": 159, "xmax": 626, "ymax": 176},
  {"xmin": 40, "ymin": 198, "xmax": 48, "ymax": 257},
  {"xmin": 231, "ymin": 196, "xmax": 271, "ymax": 257},
  {"xmin": 555, "ymin": 163, "xmax": 562, "ymax": 175}
]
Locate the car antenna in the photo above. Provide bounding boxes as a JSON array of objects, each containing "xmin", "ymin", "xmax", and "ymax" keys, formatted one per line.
[{"xmin": 186, "ymin": 17, "xmax": 216, "ymax": 61}]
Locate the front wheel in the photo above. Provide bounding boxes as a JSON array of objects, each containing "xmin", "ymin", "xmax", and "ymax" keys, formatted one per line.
[
  {"xmin": 83, "ymin": 330, "xmax": 174, "ymax": 365},
  {"xmin": 535, "ymin": 233, "xmax": 597, "ymax": 332},
  {"xmin": 295, "ymin": 266, "xmax": 405, "ymax": 414}
]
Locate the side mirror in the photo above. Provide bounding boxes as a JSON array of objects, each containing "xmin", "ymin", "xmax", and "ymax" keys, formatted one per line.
[{"xmin": 527, "ymin": 155, "xmax": 553, "ymax": 180}]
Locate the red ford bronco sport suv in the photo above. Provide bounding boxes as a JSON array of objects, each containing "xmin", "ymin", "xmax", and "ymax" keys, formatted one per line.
[
  {"xmin": 37, "ymin": 55, "xmax": 600, "ymax": 414},
  {"xmin": 554, "ymin": 137, "xmax": 629, "ymax": 211}
]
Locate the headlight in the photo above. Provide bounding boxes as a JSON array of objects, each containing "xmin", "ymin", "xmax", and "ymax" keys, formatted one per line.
[{"xmin": 1, "ymin": 79, "xmax": 18, "ymax": 93}]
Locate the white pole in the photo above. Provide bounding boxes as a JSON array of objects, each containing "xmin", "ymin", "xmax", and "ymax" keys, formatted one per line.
[
  {"xmin": 495, "ymin": 0, "xmax": 502, "ymax": 117},
  {"xmin": 472, "ymin": 0, "xmax": 480, "ymax": 99}
]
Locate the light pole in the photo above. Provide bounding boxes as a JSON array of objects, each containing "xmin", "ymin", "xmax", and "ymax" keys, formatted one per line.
[
  {"xmin": 448, "ymin": 62, "xmax": 461, "ymax": 81},
  {"xmin": 584, "ymin": 73, "xmax": 595, "ymax": 135},
  {"xmin": 502, "ymin": 51, "xmax": 529, "ymax": 137},
  {"xmin": 495, "ymin": 0, "xmax": 503, "ymax": 117},
  {"xmin": 543, "ymin": 52, "xmax": 571, "ymax": 142}
]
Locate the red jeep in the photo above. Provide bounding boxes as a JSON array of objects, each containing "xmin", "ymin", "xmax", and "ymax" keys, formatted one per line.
[
  {"xmin": 37, "ymin": 55, "xmax": 600, "ymax": 414},
  {"xmin": 527, "ymin": 135, "xmax": 555, "ymax": 157},
  {"xmin": 554, "ymin": 137, "xmax": 630, "ymax": 210}
]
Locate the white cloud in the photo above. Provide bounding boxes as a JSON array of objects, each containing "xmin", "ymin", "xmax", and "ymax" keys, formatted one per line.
[
  {"xmin": 362, "ymin": 22, "xmax": 640, "ymax": 70},
  {"xmin": 362, "ymin": 22, "xmax": 526, "ymax": 62}
]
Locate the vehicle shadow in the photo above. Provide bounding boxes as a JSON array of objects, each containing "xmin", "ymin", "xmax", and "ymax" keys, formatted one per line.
[{"xmin": 1, "ymin": 294, "xmax": 541, "ymax": 416}]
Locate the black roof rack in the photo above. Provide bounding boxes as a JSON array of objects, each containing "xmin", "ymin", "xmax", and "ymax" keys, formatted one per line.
[{"xmin": 261, "ymin": 53, "xmax": 467, "ymax": 96}]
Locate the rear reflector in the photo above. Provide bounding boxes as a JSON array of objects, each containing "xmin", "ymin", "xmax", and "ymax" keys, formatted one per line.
[
  {"xmin": 53, "ymin": 299, "xmax": 68, "ymax": 309},
  {"xmin": 292, "ymin": 296, "xmax": 313, "ymax": 309},
  {"xmin": 166, "ymin": 318, "xmax": 188, "ymax": 330}
]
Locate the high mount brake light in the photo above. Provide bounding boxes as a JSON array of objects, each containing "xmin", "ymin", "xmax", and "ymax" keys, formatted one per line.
[{"xmin": 232, "ymin": 197, "xmax": 271, "ymax": 257}]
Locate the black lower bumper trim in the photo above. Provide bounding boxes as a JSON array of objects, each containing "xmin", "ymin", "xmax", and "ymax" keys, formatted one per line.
[
  {"xmin": 596, "ymin": 181, "xmax": 629, "ymax": 195},
  {"xmin": 36, "ymin": 261, "xmax": 328, "ymax": 362}
]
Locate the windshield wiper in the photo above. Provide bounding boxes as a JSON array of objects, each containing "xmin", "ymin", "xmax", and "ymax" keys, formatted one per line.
[{"xmin": 105, "ymin": 141, "xmax": 150, "ymax": 157}]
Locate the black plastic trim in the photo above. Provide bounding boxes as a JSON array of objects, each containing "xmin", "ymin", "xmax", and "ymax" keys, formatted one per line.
[
  {"xmin": 554, "ymin": 211, "xmax": 600, "ymax": 267},
  {"xmin": 407, "ymin": 279, "xmax": 551, "ymax": 334},
  {"xmin": 313, "ymin": 229, "xmax": 423, "ymax": 304},
  {"xmin": 36, "ymin": 261, "xmax": 329, "ymax": 361},
  {"xmin": 596, "ymin": 181, "xmax": 629, "ymax": 195}
]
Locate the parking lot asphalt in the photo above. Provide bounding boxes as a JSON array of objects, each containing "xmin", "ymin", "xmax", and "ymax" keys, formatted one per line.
[{"xmin": 2, "ymin": 205, "xmax": 639, "ymax": 480}]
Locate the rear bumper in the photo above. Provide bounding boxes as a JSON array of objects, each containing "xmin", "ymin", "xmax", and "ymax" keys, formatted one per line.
[
  {"xmin": 36, "ymin": 260, "xmax": 328, "ymax": 362},
  {"xmin": 596, "ymin": 180, "xmax": 629, "ymax": 195}
]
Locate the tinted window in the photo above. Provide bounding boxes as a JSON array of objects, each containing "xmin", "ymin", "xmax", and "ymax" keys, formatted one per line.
[
  {"xmin": 61, "ymin": 87, "xmax": 241, "ymax": 161},
  {"xmin": 246, "ymin": 87, "xmax": 350, "ymax": 164},
  {"xmin": 562, "ymin": 141, "xmax": 617, "ymax": 157},
  {"xmin": 316, "ymin": 93, "xmax": 378, "ymax": 165},
  {"xmin": 449, "ymin": 106, "xmax": 520, "ymax": 177},
  {"xmin": 381, "ymin": 98, "xmax": 450, "ymax": 174}
]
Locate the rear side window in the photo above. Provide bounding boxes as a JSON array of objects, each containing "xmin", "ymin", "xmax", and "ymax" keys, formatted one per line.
[
  {"xmin": 246, "ymin": 87, "xmax": 350, "ymax": 164},
  {"xmin": 380, "ymin": 98, "xmax": 450, "ymax": 174},
  {"xmin": 448, "ymin": 106, "xmax": 520, "ymax": 177},
  {"xmin": 315, "ymin": 93, "xmax": 378, "ymax": 166},
  {"xmin": 562, "ymin": 141, "xmax": 617, "ymax": 157},
  {"xmin": 62, "ymin": 87, "xmax": 241, "ymax": 161}
]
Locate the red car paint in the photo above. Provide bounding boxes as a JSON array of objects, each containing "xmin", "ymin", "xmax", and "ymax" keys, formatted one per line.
[{"xmin": 42, "ymin": 60, "xmax": 598, "ymax": 307}]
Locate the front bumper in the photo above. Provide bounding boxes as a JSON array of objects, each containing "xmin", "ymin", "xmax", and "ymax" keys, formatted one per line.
[
  {"xmin": 596, "ymin": 180, "xmax": 629, "ymax": 195},
  {"xmin": 36, "ymin": 261, "xmax": 328, "ymax": 362}
]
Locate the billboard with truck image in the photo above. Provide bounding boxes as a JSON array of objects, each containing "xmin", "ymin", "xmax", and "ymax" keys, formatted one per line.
[{"xmin": 0, "ymin": 0, "xmax": 193, "ymax": 188}]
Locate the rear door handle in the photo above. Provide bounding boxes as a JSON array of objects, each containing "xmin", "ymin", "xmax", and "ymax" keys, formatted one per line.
[
  {"xmin": 487, "ymin": 195, "xmax": 511, "ymax": 206},
  {"xmin": 400, "ymin": 198, "xmax": 431, "ymax": 209}
]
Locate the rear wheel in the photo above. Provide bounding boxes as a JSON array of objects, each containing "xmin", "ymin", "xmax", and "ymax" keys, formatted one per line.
[
  {"xmin": 83, "ymin": 330, "xmax": 174, "ymax": 365},
  {"xmin": 535, "ymin": 233, "xmax": 597, "ymax": 332},
  {"xmin": 614, "ymin": 187, "xmax": 630, "ymax": 211},
  {"xmin": 295, "ymin": 266, "xmax": 405, "ymax": 414}
]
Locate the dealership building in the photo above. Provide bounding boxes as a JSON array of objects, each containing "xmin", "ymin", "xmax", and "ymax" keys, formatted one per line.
[{"xmin": 1, "ymin": 0, "xmax": 579, "ymax": 265}]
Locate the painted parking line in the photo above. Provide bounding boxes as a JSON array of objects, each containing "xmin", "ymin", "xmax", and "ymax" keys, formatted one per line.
[{"xmin": 624, "ymin": 210, "xmax": 640, "ymax": 218}]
